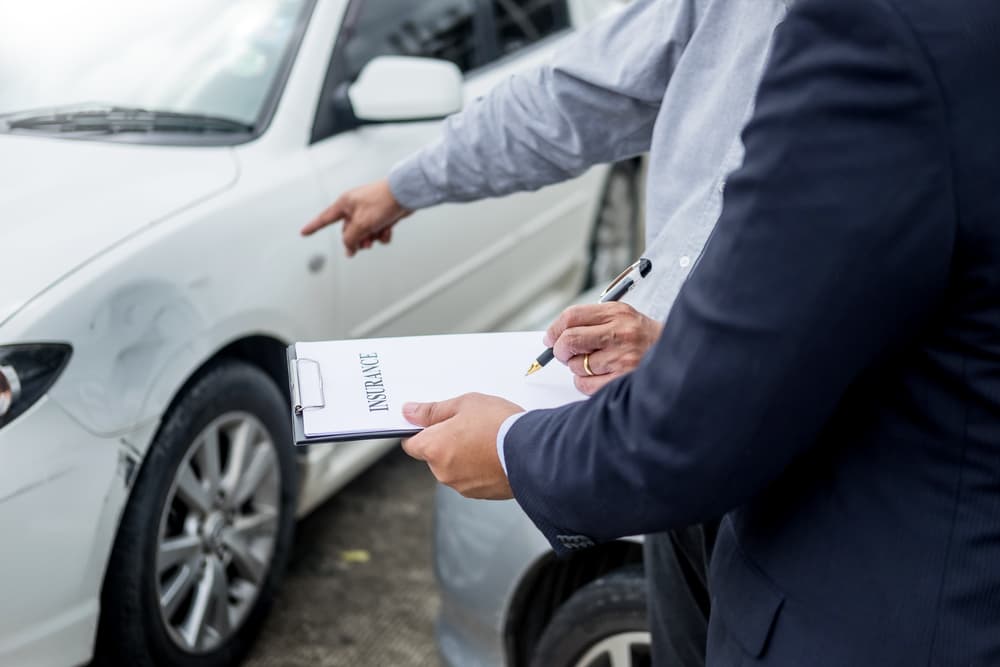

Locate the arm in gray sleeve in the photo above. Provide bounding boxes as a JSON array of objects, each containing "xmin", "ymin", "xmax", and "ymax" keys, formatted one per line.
[{"xmin": 388, "ymin": 0, "xmax": 696, "ymax": 210}]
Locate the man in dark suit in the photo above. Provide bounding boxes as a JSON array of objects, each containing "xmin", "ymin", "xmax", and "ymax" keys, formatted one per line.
[{"xmin": 401, "ymin": 0, "xmax": 1000, "ymax": 663}]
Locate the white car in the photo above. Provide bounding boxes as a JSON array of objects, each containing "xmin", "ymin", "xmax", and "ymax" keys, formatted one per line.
[{"xmin": 0, "ymin": 1, "xmax": 639, "ymax": 666}]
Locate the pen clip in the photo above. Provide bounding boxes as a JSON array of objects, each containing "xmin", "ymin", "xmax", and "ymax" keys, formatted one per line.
[{"xmin": 601, "ymin": 258, "xmax": 651, "ymax": 299}]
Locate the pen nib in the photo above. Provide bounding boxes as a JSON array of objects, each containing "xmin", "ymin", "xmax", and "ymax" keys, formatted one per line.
[{"xmin": 525, "ymin": 361, "xmax": 543, "ymax": 376}]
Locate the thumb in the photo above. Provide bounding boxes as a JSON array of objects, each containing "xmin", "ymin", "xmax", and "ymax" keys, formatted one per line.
[{"xmin": 402, "ymin": 398, "xmax": 459, "ymax": 427}]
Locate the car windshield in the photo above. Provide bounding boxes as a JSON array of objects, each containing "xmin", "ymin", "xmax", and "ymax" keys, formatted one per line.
[{"xmin": 0, "ymin": 0, "xmax": 310, "ymax": 130}]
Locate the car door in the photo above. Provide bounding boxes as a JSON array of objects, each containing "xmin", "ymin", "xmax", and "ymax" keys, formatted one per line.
[
  {"xmin": 452, "ymin": 0, "xmax": 610, "ymax": 330},
  {"xmin": 308, "ymin": 0, "xmax": 606, "ymax": 339},
  {"xmin": 308, "ymin": 0, "xmax": 502, "ymax": 340}
]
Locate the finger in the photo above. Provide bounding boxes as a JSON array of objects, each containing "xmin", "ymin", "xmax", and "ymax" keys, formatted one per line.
[
  {"xmin": 377, "ymin": 228, "xmax": 393, "ymax": 244},
  {"xmin": 301, "ymin": 198, "xmax": 348, "ymax": 236},
  {"xmin": 552, "ymin": 323, "xmax": 615, "ymax": 363},
  {"xmin": 544, "ymin": 303, "xmax": 626, "ymax": 347},
  {"xmin": 544, "ymin": 305, "xmax": 587, "ymax": 347},
  {"xmin": 543, "ymin": 311, "xmax": 568, "ymax": 348},
  {"xmin": 566, "ymin": 348, "xmax": 614, "ymax": 378},
  {"xmin": 342, "ymin": 210, "xmax": 387, "ymax": 252},
  {"xmin": 342, "ymin": 224, "xmax": 375, "ymax": 256},
  {"xmin": 400, "ymin": 434, "xmax": 428, "ymax": 461},
  {"xmin": 345, "ymin": 228, "xmax": 383, "ymax": 255},
  {"xmin": 402, "ymin": 398, "xmax": 461, "ymax": 427}
]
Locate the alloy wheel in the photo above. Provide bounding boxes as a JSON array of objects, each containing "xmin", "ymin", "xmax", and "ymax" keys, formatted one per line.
[
  {"xmin": 573, "ymin": 631, "xmax": 651, "ymax": 667},
  {"xmin": 155, "ymin": 411, "xmax": 282, "ymax": 653}
]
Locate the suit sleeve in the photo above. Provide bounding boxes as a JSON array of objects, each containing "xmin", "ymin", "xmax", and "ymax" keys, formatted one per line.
[
  {"xmin": 503, "ymin": 0, "xmax": 956, "ymax": 552},
  {"xmin": 387, "ymin": 0, "xmax": 695, "ymax": 209}
]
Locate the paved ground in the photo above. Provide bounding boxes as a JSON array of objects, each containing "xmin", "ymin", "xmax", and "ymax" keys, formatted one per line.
[{"xmin": 245, "ymin": 448, "xmax": 442, "ymax": 667}]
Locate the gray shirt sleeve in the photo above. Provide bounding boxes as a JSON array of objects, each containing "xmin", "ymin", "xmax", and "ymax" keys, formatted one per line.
[{"xmin": 388, "ymin": 0, "xmax": 697, "ymax": 210}]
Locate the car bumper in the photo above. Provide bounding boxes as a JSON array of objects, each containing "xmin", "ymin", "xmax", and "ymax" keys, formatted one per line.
[
  {"xmin": 0, "ymin": 398, "xmax": 130, "ymax": 667},
  {"xmin": 433, "ymin": 485, "xmax": 554, "ymax": 667}
]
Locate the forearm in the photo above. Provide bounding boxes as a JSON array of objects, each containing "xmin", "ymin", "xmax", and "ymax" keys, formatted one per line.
[{"xmin": 389, "ymin": 0, "xmax": 693, "ymax": 209}]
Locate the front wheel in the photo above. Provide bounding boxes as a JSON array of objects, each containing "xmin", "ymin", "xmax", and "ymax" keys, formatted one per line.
[
  {"xmin": 531, "ymin": 566, "xmax": 651, "ymax": 667},
  {"xmin": 95, "ymin": 360, "xmax": 298, "ymax": 667}
]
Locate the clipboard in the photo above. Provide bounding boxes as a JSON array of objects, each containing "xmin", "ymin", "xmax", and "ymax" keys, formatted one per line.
[
  {"xmin": 286, "ymin": 345, "xmax": 420, "ymax": 445},
  {"xmin": 286, "ymin": 333, "xmax": 586, "ymax": 447}
]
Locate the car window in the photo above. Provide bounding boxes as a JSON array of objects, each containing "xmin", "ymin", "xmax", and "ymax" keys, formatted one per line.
[
  {"xmin": 0, "ymin": 0, "xmax": 313, "ymax": 130},
  {"xmin": 340, "ymin": 0, "xmax": 480, "ymax": 80},
  {"xmin": 490, "ymin": 0, "xmax": 571, "ymax": 58}
]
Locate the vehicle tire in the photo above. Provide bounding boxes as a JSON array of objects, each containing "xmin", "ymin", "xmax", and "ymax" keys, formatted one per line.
[
  {"xmin": 530, "ymin": 566, "xmax": 651, "ymax": 667},
  {"xmin": 94, "ymin": 360, "xmax": 298, "ymax": 667},
  {"xmin": 586, "ymin": 160, "xmax": 644, "ymax": 290}
]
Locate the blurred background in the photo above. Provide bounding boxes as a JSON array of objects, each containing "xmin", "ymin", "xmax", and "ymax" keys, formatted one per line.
[{"xmin": 0, "ymin": 1, "xmax": 650, "ymax": 666}]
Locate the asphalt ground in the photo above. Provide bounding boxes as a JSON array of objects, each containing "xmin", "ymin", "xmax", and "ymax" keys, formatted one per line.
[{"xmin": 245, "ymin": 447, "xmax": 442, "ymax": 667}]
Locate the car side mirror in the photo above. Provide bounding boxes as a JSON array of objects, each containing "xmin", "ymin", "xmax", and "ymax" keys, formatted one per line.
[{"xmin": 346, "ymin": 56, "xmax": 464, "ymax": 124}]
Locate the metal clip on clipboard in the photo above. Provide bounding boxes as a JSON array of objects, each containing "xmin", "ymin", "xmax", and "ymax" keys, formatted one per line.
[{"xmin": 289, "ymin": 357, "xmax": 325, "ymax": 415}]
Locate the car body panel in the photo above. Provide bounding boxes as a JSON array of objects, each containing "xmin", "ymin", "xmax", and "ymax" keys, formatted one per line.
[
  {"xmin": 0, "ymin": 397, "xmax": 144, "ymax": 667},
  {"xmin": 308, "ymin": 29, "xmax": 606, "ymax": 341},
  {"xmin": 0, "ymin": 136, "xmax": 238, "ymax": 328},
  {"xmin": 435, "ymin": 486, "xmax": 554, "ymax": 667},
  {"xmin": 1, "ymin": 150, "xmax": 329, "ymax": 438}
]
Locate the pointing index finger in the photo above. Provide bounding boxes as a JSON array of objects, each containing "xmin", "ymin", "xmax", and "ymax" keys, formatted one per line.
[{"xmin": 301, "ymin": 199, "xmax": 347, "ymax": 236}]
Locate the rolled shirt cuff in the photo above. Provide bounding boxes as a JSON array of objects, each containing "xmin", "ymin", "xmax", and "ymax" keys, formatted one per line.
[
  {"xmin": 387, "ymin": 151, "xmax": 449, "ymax": 211},
  {"xmin": 496, "ymin": 412, "xmax": 527, "ymax": 477}
]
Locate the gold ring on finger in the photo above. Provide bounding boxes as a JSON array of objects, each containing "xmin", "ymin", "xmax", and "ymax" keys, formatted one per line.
[{"xmin": 583, "ymin": 353, "xmax": 595, "ymax": 377}]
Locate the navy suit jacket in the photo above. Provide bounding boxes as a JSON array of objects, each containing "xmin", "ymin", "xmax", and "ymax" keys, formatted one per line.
[{"xmin": 504, "ymin": 0, "xmax": 1000, "ymax": 664}]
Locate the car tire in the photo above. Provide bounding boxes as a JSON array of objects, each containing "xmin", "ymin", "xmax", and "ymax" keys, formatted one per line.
[
  {"xmin": 94, "ymin": 360, "xmax": 297, "ymax": 667},
  {"xmin": 530, "ymin": 566, "xmax": 651, "ymax": 667},
  {"xmin": 586, "ymin": 160, "xmax": 644, "ymax": 290}
]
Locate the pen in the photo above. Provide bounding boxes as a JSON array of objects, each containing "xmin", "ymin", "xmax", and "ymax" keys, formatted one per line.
[{"xmin": 525, "ymin": 258, "xmax": 654, "ymax": 376}]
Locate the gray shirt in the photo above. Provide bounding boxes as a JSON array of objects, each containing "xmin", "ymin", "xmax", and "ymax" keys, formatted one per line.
[{"xmin": 389, "ymin": 0, "xmax": 787, "ymax": 321}]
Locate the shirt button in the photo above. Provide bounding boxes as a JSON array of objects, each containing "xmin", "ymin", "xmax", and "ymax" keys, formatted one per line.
[
  {"xmin": 718, "ymin": 179, "xmax": 727, "ymax": 194},
  {"xmin": 679, "ymin": 256, "xmax": 691, "ymax": 268}
]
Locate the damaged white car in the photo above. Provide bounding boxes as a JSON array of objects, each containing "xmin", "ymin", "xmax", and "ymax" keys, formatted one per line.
[{"xmin": 0, "ymin": 0, "xmax": 635, "ymax": 665}]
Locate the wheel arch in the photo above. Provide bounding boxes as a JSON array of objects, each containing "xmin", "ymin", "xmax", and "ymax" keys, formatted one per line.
[
  {"xmin": 503, "ymin": 539, "xmax": 644, "ymax": 667},
  {"xmin": 108, "ymin": 331, "xmax": 302, "ymax": 546},
  {"xmin": 134, "ymin": 332, "xmax": 306, "ymax": 501},
  {"xmin": 156, "ymin": 334, "xmax": 292, "ymax": 424}
]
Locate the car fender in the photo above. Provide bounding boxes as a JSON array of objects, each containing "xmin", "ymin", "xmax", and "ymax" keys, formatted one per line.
[{"xmin": 1, "ymin": 167, "xmax": 335, "ymax": 440}]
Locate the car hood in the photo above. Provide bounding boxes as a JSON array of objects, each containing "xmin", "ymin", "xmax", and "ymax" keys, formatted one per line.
[{"xmin": 0, "ymin": 134, "xmax": 239, "ymax": 326}]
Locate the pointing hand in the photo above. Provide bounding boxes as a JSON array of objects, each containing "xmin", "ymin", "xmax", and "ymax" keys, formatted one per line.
[{"xmin": 302, "ymin": 179, "xmax": 412, "ymax": 257}]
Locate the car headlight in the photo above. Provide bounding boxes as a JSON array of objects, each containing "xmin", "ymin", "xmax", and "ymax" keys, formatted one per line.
[{"xmin": 0, "ymin": 344, "xmax": 72, "ymax": 430}]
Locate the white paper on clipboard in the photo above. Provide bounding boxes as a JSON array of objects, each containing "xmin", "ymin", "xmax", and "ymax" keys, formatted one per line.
[{"xmin": 288, "ymin": 331, "xmax": 586, "ymax": 443}]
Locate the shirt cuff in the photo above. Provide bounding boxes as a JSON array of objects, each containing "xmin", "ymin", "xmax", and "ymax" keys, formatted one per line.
[
  {"xmin": 387, "ymin": 151, "xmax": 448, "ymax": 211},
  {"xmin": 496, "ymin": 412, "xmax": 526, "ymax": 477}
]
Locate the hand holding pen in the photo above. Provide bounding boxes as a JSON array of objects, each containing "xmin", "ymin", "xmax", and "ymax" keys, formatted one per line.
[{"xmin": 526, "ymin": 258, "xmax": 655, "ymax": 381}]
